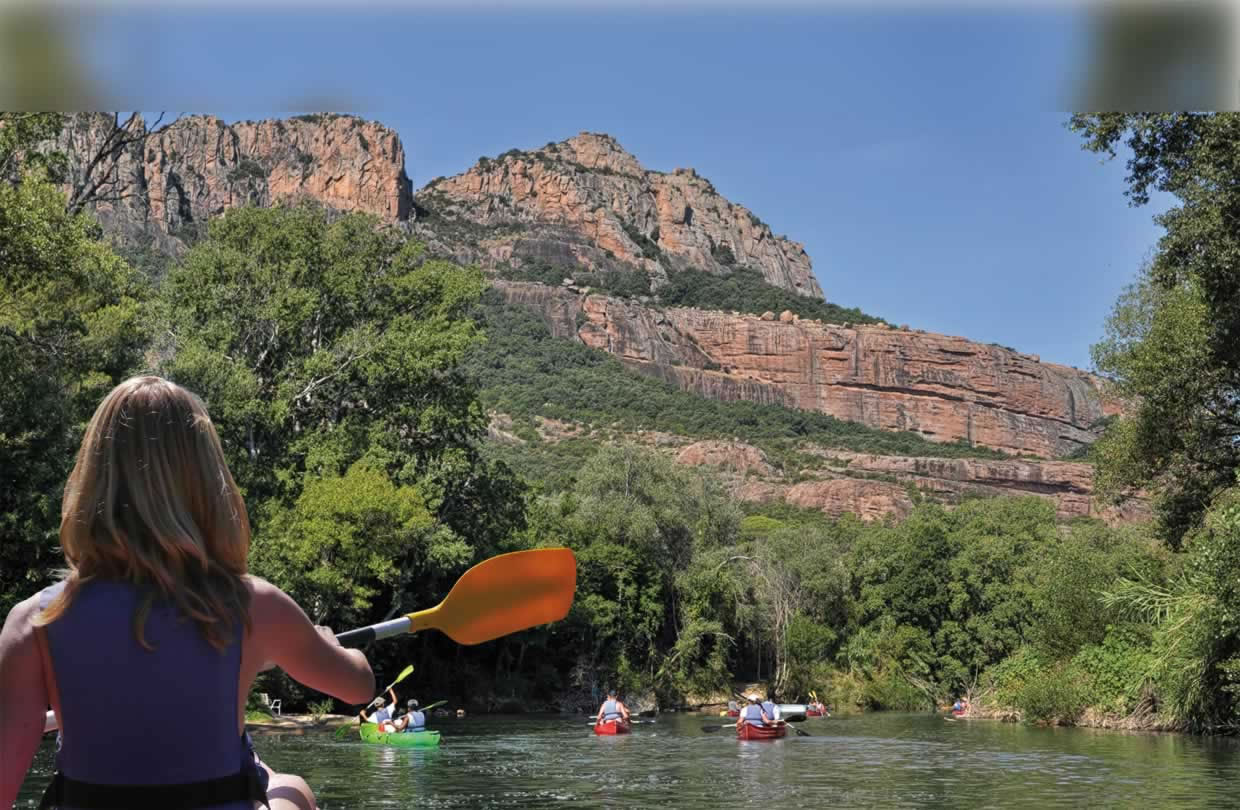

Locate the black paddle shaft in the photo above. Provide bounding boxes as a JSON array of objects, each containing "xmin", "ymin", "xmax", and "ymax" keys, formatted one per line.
[{"xmin": 335, "ymin": 626, "xmax": 377, "ymax": 647}]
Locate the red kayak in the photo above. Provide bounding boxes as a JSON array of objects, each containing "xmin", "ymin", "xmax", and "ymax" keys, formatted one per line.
[
  {"xmin": 736, "ymin": 722, "xmax": 787, "ymax": 741},
  {"xmin": 594, "ymin": 720, "xmax": 631, "ymax": 735},
  {"xmin": 806, "ymin": 709, "xmax": 825, "ymax": 717},
  {"xmin": 726, "ymin": 710, "xmax": 739, "ymax": 717}
]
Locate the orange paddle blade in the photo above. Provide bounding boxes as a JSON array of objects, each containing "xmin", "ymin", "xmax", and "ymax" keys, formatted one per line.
[{"xmin": 407, "ymin": 547, "xmax": 576, "ymax": 644}]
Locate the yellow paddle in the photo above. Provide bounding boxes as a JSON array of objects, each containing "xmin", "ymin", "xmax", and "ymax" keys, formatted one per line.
[{"xmin": 366, "ymin": 664, "xmax": 415, "ymax": 708}]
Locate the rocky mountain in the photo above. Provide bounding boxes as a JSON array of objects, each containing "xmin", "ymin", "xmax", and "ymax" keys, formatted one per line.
[
  {"xmin": 55, "ymin": 113, "xmax": 411, "ymax": 254},
  {"xmin": 415, "ymin": 132, "xmax": 821, "ymax": 299},
  {"xmin": 46, "ymin": 112, "xmax": 1140, "ymax": 522},
  {"xmin": 495, "ymin": 280, "xmax": 1114, "ymax": 458}
]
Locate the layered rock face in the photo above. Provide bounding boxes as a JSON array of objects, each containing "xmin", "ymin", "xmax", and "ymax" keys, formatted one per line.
[
  {"xmin": 417, "ymin": 132, "xmax": 822, "ymax": 298},
  {"xmin": 496, "ymin": 280, "xmax": 1115, "ymax": 457},
  {"xmin": 56, "ymin": 113, "xmax": 412, "ymax": 252},
  {"xmin": 673, "ymin": 440, "xmax": 1147, "ymax": 524}
]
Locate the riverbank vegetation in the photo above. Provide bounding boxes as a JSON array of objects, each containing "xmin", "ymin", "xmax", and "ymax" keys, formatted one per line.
[{"xmin": 4, "ymin": 114, "xmax": 1240, "ymax": 734}]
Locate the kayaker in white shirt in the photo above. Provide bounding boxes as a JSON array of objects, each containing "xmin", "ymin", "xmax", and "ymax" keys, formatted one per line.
[
  {"xmin": 737, "ymin": 694, "xmax": 771, "ymax": 728},
  {"xmin": 359, "ymin": 688, "xmax": 399, "ymax": 731}
]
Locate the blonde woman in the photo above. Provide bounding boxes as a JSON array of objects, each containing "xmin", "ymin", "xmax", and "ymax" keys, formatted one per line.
[{"xmin": 0, "ymin": 377, "xmax": 375, "ymax": 809}]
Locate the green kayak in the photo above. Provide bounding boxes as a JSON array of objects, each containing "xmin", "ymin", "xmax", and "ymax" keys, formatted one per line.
[{"xmin": 358, "ymin": 723, "xmax": 441, "ymax": 748}]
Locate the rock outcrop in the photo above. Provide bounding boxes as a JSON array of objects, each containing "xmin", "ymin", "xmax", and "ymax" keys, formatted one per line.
[
  {"xmin": 672, "ymin": 439, "xmax": 1148, "ymax": 524},
  {"xmin": 55, "ymin": 113, "xmax": 412, "ymax": 253},
  {"xmin": 496, "ymin": 280, "xmax": 1115, "ymax": 458},
  {"xmin": 416, "ymin": 132, "xmax": 822, "ymax": 299}
]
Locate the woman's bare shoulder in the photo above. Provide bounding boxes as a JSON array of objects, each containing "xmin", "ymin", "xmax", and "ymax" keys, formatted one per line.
[
  {"xmin": 243, "ymin": 576, "xmax": 304, "ymax": 624},
  {"xmin": 0, "ymin": 593, "xmax": 42, "ymax": 644}
]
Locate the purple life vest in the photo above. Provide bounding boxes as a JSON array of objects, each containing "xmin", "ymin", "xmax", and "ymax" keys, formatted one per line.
[{"xmin": 36, "ymin": 580, "xmax": 267, "ymax": 809}]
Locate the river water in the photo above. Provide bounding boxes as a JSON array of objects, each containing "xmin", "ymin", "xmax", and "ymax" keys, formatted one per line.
[{"xmin": 16, "ymin": 712, "xmax": 1240, "ymax": 808}]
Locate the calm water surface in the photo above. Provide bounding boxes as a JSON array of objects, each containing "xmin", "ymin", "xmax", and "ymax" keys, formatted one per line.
[{"xmin": 17, "ymin": 713, "xmax": 1240, "ymax": 808}]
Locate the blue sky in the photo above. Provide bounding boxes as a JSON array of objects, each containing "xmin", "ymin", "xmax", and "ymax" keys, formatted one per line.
[{"xmin": 84, "ymin": 7, "xmax": 1167, "ymax": 370}]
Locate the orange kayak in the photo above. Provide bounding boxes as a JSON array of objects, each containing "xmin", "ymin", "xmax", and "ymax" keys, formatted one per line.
[
  {"xmin": 594, "ymin": 720, "xmax": 631, "ymax": 735},
  {"xmin": 736, "ymin": 722, "xmax": 787, "ymax": 741}
]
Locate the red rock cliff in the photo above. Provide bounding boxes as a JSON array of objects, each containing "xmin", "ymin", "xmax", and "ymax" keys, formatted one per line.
[
  {"xmin": 56, "ymin": 113, "xmax": 412, "ymax": 252},
  {"xmin": 496, "ymin": 280, "xmax": 1115, "ymax": 458},
  {"xmin": 417, "ymin": 132, "xmax": 822, "ymax": 299}
]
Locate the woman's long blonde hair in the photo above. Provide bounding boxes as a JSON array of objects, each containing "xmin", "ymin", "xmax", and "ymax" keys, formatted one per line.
[{"xmin": 36, "ymin": 376, "xmax": 252, "ymax": 650}]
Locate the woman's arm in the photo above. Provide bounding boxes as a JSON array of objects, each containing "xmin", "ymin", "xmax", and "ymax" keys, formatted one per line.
[
  {"xmin": 0, "ymin": 596, "xmax": 49, "ymax": 807},
  {"xmin": 246, "ymin": 578, "xmax": 374, "ymax": 705}
]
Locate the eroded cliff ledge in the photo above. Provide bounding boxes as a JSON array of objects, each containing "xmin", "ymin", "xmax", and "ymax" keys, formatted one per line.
[
  {"xmin": 496, "ymin": 280, "xmax": 1116, "ymax": 458},
  {"xmin": 676, "ymin": 440, "xmax": 1148, "ymax": 524}
]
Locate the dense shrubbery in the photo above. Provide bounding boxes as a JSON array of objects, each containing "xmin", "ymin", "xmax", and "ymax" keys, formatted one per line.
[
  {"xmin": 655, "ymin": 265, "xmax": 883, "ymax": 325},
  {"xmin": 499, "ymin": 261, "xmax": 652, "ymax": 298},
  {"xmin": 506, "ymin": 444, "xmax": 1177, "ymax": 718},
  {"xmin": 495, "ymin": 249, "xmax": 882, "ymax": 326}
]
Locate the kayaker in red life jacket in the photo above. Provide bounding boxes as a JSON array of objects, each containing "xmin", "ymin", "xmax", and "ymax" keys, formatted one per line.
[
  {"xmin": 736, "ymin": 694, "xmax": 771, "ymax": 729},
  {"xmin": 359, "ymin": 689, "xmax": 400, "ymax": 731},
  {"xmin": 393, "ymin": 699, "xmax": 427, "ymax": 733},
  {"xmin": 595, "ymin": 689, "xmax": 631, "ymax": 727},
  {"xmin": 0, "ymin": 376, "xmax": 376, "ymax": 810}
]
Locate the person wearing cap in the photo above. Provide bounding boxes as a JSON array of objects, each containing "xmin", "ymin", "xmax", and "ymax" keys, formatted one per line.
[
  {"xmin": 394, "ymin": 698, "xmax": 428, "ymax": 733},
  {"xmin": 359, "ymin": 686, "xmax": 399, "ymax": 730},
  {"xmin": 736, "ymin": 694, "xmax": 771, "ymax": 729},
  {"xmin": 595, "ymin": 688, "xmax": 631, "ymax": 727}
]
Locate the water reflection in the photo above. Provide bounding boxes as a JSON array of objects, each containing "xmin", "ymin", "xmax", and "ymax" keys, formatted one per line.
[{"xmin": 15, "ymin": 713, "xmax": 1240, "ymax": 808}]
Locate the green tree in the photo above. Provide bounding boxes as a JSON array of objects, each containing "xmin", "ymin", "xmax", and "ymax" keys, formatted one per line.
[
  {"xmin": 253, "ymin": 462, "xmax": 462, "ymax": 627},
  {"xmin": 546, "ymin": 444, "xmax": 741, "ymax": 700},
  {"xmin": 1073, "ymin": 113, "xmax": 1240, "ymax": 546},
  {"xmin": 153, "ymin": 204, "xmax": 526, "ymax": 640},
  {"xmin": 0, "ymin": 166, "xmax": 146, "ymax": 615}
]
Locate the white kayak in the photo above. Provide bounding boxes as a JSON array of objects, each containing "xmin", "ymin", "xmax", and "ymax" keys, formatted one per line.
[{"xmin": 777, "ymin": 704, "xmax": 807, "ymax": 719}]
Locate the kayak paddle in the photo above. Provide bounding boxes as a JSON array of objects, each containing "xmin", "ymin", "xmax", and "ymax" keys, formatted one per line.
[
  {"xmin": 367, "ymin": 664, "xmax": 415, "ymax": 708},
  {"xmin": 335, "ymin": 547, "xmax": 577, "ymax": 647}
]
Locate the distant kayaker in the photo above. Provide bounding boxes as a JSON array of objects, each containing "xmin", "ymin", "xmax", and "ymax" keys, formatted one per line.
[
  {"xmin": 951, "ymin": 697, "xmax": 969, "ymax": 715},
  {"xmin": 394, "ymin": 698, "xmax": 427, "ymax": 733},
  {"xmin": 737, "ymin": 694, "xmax": 771, "ymax": 728},
  {"xmin": 359, "ymin": 688, "xmax": 399, "ymax": 729},
  {"xmin": 0, "ymin": 376, "xmax": 376, "ymax": 810},
  {"xmin": 726, "ymin": 699, "xmax": 740, "ymax": 716},
  {"xmin": 595, "ymin": 688, "xmax": 631, "ymax": 727}
]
